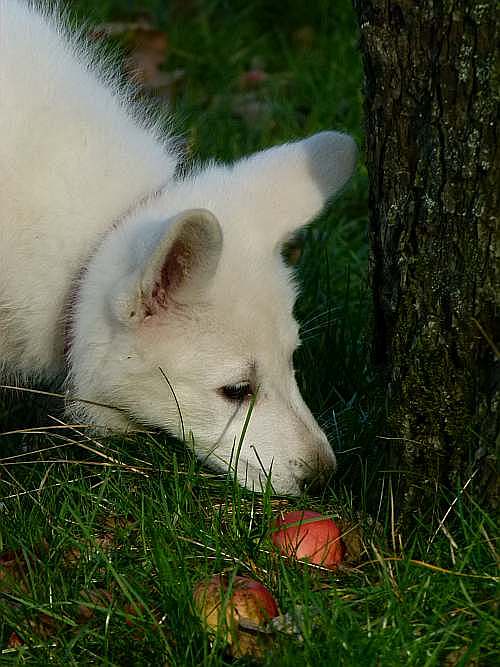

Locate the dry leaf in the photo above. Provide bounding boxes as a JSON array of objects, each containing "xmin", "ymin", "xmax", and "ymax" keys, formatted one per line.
[
  {"xmin": 103, "ymin": 514, "xmax": 137, "ymax": 530},
  {"xmin": 0, "ymin": 541, "xmax": 48, "ymax": 593},
  {"xmin": 90, "ymin": 20, "xmax": 181, "ymax": 99},
  {"xmin": 6, "ymin": 632, "xmax": 24, "ymax": 649},
  {"xmin": 77, "ymin": 588, "xmax": 114, "ymax": 623},
  {"xmin": 123, "ymin": 601, "xmax": 145, "ymax": 627},
  {"xmin": 337, "ymin": 521, "xmax": 367, "ymax": 563},
  {"xmin": 444, "ymin": 646, "xmax": 479, "ymax": 667},
  {"xmin": 125, "ymin": 26, "xmax": 169, "ymax": 86},
  {"xmin": 229, "ymin": 628, "xmax": 274, "ymax": 659},
  {"xmin": 28, "ymin": 612, "xmax": 59, "ymax": 640},
  {"xmin": 63, "ymin": 545, "xmax": 82, "ymax": 566}
]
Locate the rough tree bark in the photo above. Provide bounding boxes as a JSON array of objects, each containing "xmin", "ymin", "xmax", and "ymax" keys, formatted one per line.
[{"xmin": 352, "ymin": 0, "xmax": 498, "ymax": 514}]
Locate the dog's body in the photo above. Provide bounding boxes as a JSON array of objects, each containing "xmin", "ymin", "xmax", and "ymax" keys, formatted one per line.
[{"xmin": 0, "ymin": 1, "xmax": 356, "ymax": 494}]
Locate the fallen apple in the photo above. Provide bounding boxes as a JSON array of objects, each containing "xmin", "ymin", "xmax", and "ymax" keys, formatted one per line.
[
  {"xmin": 194, "ymin": 574, "xmax": 279, "ymax": 657},
  {"xmin": 271, "ymin": 510, "xmax": 345, "ymax": 569}
]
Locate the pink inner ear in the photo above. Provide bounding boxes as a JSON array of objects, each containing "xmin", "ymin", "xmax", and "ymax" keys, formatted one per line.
[
  {"xmin": 161, "ymin": 239, "xmax": 193, "ymax": 290},
  {"xmin": 145, "ymin": 239, "xmax": 193, "ymax": 317}
]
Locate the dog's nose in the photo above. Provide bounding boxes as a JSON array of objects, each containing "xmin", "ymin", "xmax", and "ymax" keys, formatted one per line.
[
  {"xmin": 296, "ymin": 447, "xmax": 337, "ymax": 494},
  {"xmin": 298, "ymin": 468, "xmax": 334, "ymax": 494}
]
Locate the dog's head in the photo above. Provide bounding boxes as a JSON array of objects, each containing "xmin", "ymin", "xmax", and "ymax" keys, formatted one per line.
[{"xmin": 70, "ymin": 132, "xmax": 357, "ymax": 495}]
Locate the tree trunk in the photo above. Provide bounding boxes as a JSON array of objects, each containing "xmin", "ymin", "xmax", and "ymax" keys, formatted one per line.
[{"xmin": 352, "ymin": 0, "xmax": 499, "ymax": 515}]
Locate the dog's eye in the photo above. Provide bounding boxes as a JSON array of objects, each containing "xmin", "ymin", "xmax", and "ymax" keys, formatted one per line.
[{"xmin": 220, "ymin": 382, "xmax": 253, "ymax": 402}]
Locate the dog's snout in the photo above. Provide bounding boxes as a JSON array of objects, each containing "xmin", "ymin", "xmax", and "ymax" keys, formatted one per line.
[
  {"xmin": 299, "ymin": 467, "xmax": 334, "ymax": 494},
  {"xmin": 294, "ymin": 444, "xmax": 337, "ymax": 493},
  {"xmin": 298, "ymin": 474, "xmax": 325, "ymax": 495}
]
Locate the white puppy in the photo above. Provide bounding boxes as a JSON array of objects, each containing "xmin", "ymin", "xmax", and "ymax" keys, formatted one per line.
[{"xmin": 0, "ymin": 1, "xmax": 357, "ymax": 494}]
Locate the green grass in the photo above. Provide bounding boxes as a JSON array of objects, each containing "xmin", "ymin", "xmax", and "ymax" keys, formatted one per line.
[
  {"xmin": 1, "ymin": 0, "xmax": 498, "ymax": 665},
  {"xmin": 1, "ymin": 440, "xmax": 498, "ymax": 665}
]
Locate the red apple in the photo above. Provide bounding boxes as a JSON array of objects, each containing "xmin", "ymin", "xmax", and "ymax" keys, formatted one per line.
[
  {"xmin": 271, "ymin": 510, "xmax": 344, "ymax": 569},
  {"xmin": 194, "ymin": 574, "xmax": 279, "ymax": 656}
]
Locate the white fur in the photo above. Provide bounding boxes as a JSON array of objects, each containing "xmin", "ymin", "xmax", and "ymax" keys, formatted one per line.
[{"xmin": 0, "ymin": 0, "xmax": 357, "ymax": 494}]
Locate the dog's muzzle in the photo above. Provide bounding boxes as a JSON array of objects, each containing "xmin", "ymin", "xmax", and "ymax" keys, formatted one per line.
[{"xmin": 292, "ymin": 446, "xmax": 337, "ymax": 493}]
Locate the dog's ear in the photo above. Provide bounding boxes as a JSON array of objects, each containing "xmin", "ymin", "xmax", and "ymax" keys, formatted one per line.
[
  {"xmin": 141, "ymin": 208, "xmax": 222, "ymax": 315},
  {"xmin": 113, "ymin": 209, "xmax": 222, "ymax": 322},
  {"xmin": 234, "ymin": 131, "xmax": 357, "ymax": 246}
]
